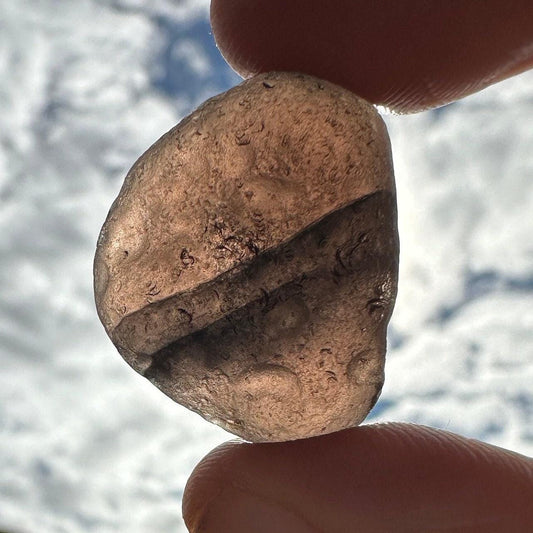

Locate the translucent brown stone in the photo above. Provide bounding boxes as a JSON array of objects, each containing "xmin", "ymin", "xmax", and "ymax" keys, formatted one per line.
[{"xmin": 94, "ymin": 71, "xmax": 399, "ymax": 442}]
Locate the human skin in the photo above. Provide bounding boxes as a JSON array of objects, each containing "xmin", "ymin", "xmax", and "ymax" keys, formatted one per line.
[
  {"xmin": 210, "ymin": 0, "xmax": 533, "ymax": 114},
  {"xmin": 183, "ymin": 2, "xmax": 533, "ymax": 531}
]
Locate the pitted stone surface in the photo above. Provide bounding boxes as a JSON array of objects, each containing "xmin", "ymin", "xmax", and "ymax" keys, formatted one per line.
[{"xmin": 94, "ymin": 72, "xmax": 398, "ymax": 442}]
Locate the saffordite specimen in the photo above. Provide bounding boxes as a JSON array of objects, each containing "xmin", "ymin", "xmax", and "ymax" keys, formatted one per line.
[{"xmin": 94, "ymin": 72, "xmax": 399, "ymax": 442}]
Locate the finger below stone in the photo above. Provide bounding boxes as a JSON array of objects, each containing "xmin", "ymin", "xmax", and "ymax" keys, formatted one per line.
[{"xmin": 183, "ymin": 423, "xmax": 533, "ymax": 532}]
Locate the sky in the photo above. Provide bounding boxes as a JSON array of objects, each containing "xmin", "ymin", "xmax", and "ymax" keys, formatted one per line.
[{"xmin": 1, "ymin": 1, "xmax": 532, "ymax": 532}]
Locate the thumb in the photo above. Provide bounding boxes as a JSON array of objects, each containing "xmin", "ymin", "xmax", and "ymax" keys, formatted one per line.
[{"xmin": 183, "ymin": 423, "xmax": 533, "ymax": 532}]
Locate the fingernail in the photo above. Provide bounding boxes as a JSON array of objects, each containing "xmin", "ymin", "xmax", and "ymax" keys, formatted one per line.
[{"xmin": 191, "ymin": 488, "xmax": 316, "ymax": 533}]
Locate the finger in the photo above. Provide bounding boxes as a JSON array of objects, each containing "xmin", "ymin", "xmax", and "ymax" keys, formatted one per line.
[
  {"xmin": 183, "ymin": 423, "xmax": 533, "ymax": 533},
  {"xmin": 211, "ymin": 0, "xmax": 533, "ymax": 112}
]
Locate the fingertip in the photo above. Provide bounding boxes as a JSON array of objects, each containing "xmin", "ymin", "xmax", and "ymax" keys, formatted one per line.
[
  {"xmin": 182, "ymin": 440, "xmax": 242, "ymax": 532},
  {"xmin": 183, "ymin": 423, "xmax": 533, "ymax": 532},
  {"xmin": 211, "ymin": 0, "xmax": 533, "ymax": 112}
]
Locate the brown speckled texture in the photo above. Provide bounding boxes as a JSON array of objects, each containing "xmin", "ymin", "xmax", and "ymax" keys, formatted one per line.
[{"xmin": 94, "ymin": 72, "xmax": 398, "ymax": 442}]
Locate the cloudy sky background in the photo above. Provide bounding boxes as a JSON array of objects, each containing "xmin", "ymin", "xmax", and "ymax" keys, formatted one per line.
[{"xmin": 1, "ymin": 1, "xmax": 532, "ymax": 531}]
